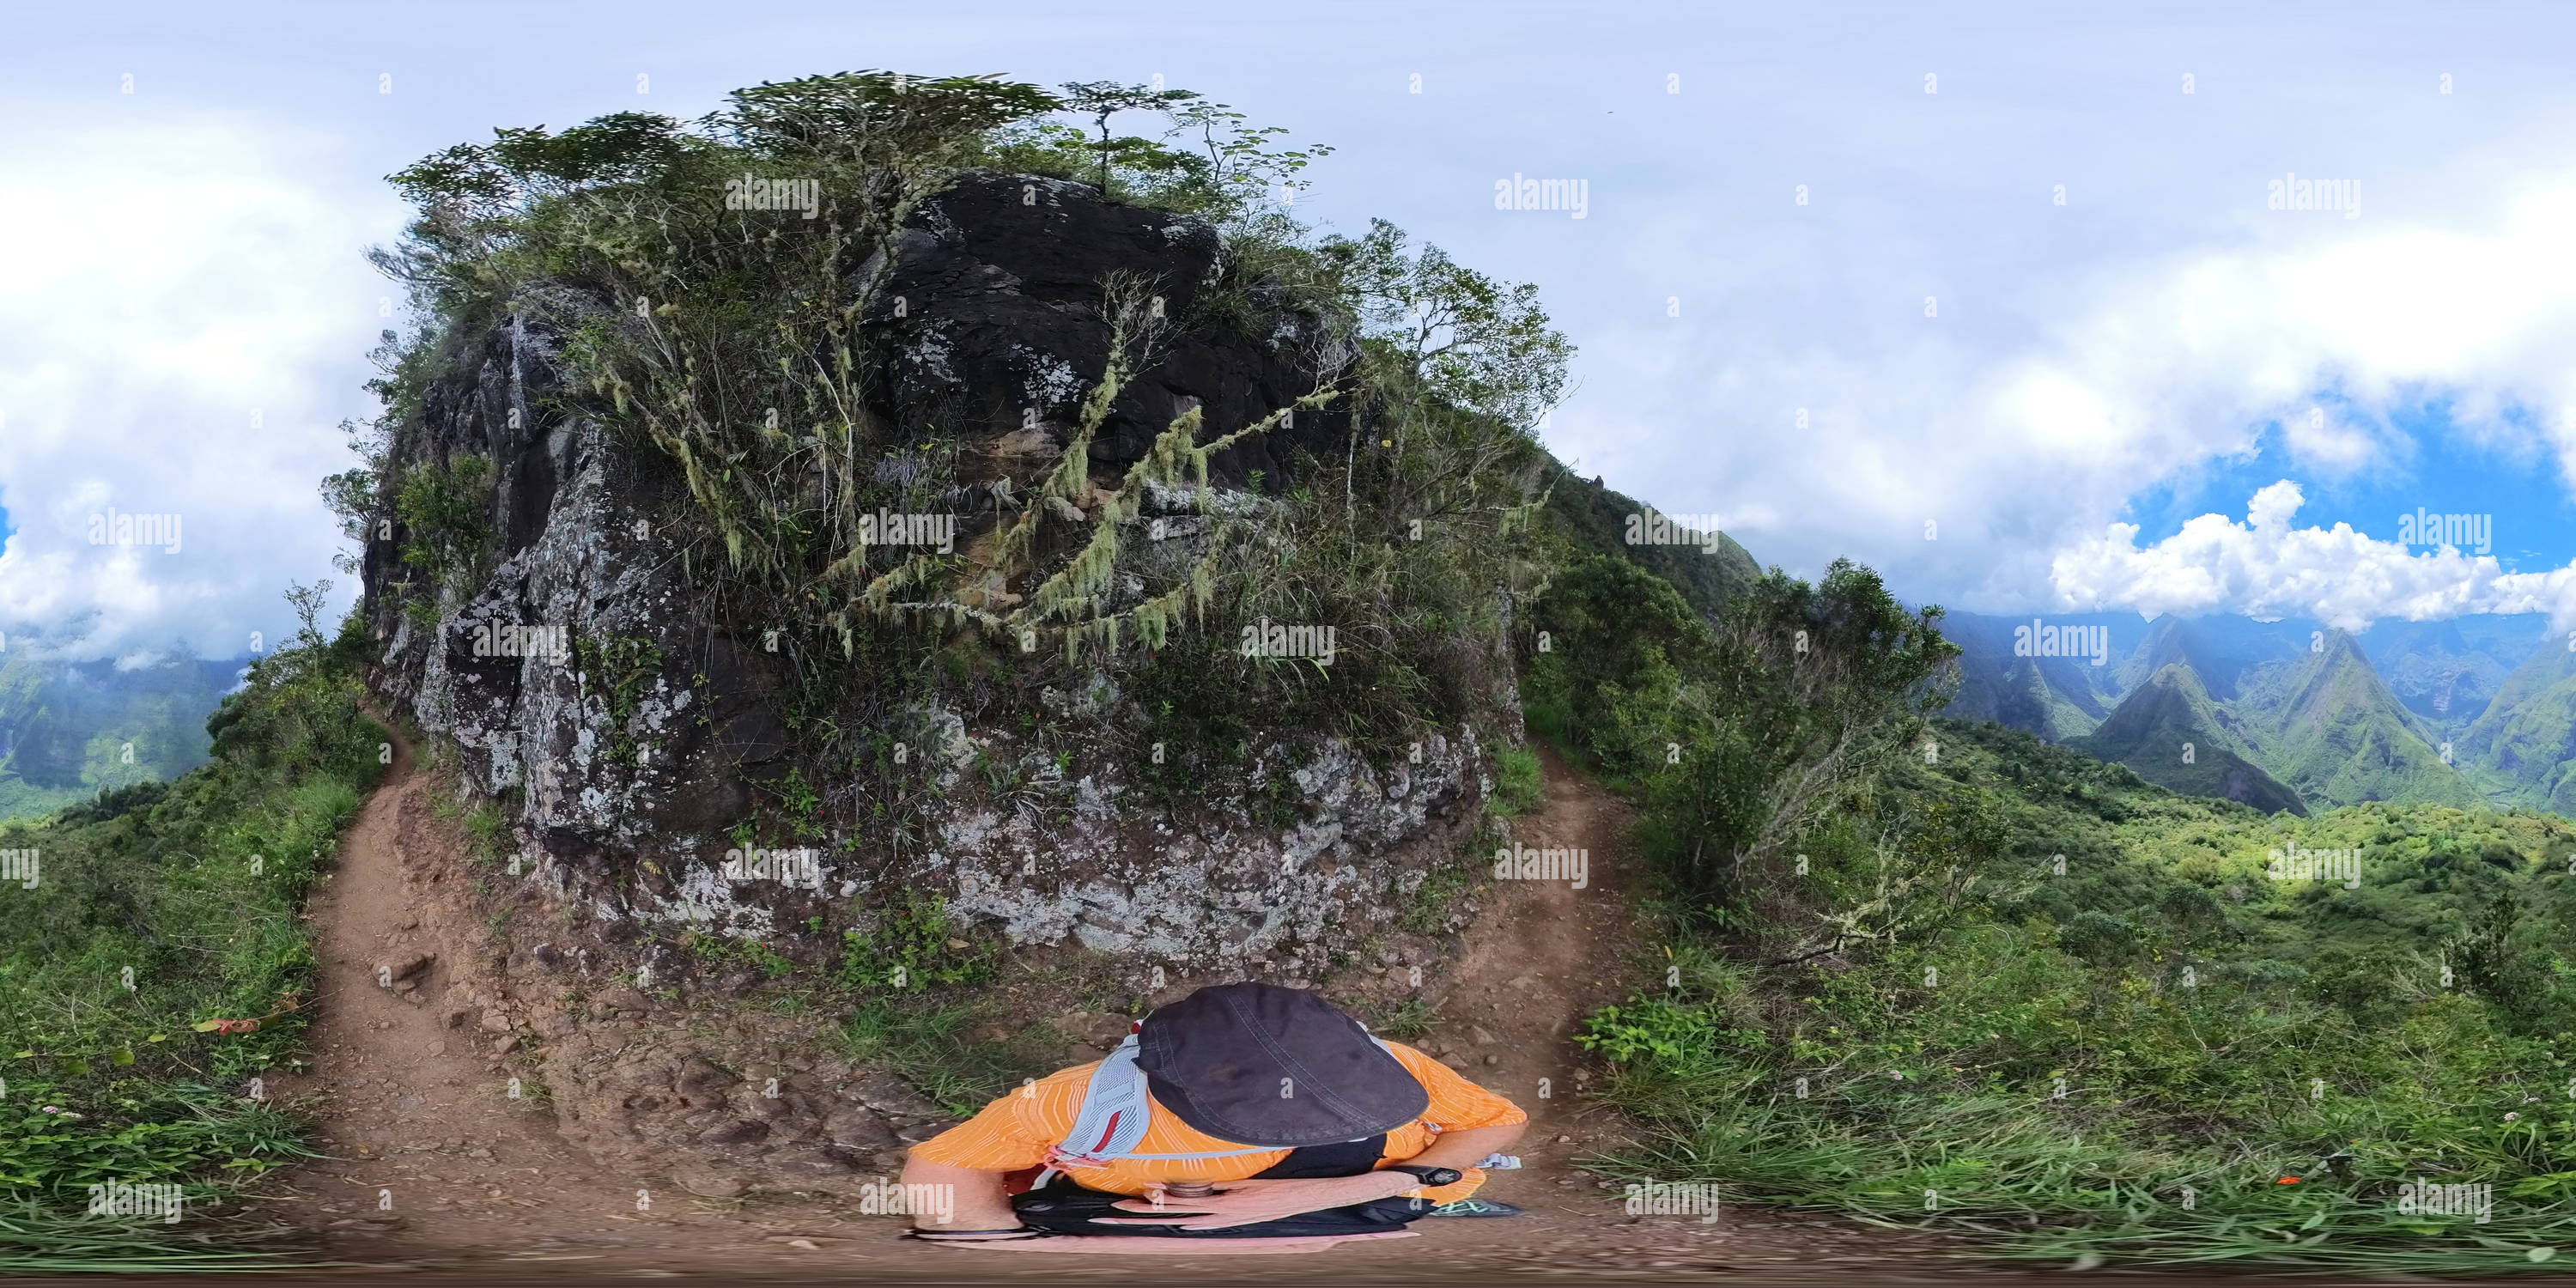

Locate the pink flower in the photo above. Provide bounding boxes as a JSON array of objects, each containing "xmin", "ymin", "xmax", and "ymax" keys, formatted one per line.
[{"xmin": 2505, "ymin": 1113, "xmax": 2520, "ymax": 1122}]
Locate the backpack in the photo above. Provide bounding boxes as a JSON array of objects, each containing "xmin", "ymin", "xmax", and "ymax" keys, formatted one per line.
[{"xmin": 1044, "ymin": 1030, "xmax": 1418, "ymax": 1171}]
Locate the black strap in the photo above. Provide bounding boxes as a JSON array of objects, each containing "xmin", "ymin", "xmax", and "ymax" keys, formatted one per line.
[{"xmin": 1251, "ymin": 1134, "xmax": 1389, "ymax": 1179}]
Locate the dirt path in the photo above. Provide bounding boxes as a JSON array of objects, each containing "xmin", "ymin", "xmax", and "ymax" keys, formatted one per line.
[{"xmin": 263, "ymin": 734, "xmax": 1928, "ymax": 1280}]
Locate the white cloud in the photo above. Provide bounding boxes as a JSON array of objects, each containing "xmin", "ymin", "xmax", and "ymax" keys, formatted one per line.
[
  {"xmin": 1555, "ymin": 167, "xmax": 2576, "ymax": 620},
  {"xmin": 2051, "ymin": 480, "xmax": 2576, "ymax": 632},
  {"xmin": 0, "ymin": 110, "xmax": 403, "ymax": 660},
  {"xmin": 2281, "ymin": 407, "xmax": 2383, "ymax": 473}
]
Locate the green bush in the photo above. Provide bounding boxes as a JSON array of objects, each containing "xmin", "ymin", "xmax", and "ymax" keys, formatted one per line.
[
  {"xmin": 835, "ymin": 890, "xmax": 988, "ymax": 993},
  {"xmin": 393, "ymin": 453, "xmax": 493, "ymax": 589}
]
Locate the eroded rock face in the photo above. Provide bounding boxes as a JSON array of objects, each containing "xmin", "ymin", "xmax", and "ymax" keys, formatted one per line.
[
  {"xmin": 942, "ymin": 727, "xmax": 1480, "ymax": 977},
  {"xmin": 365, "ymin": 172, "xmax": 1481, "ymax": 978}
]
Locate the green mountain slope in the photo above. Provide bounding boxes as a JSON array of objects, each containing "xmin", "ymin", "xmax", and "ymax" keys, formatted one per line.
[
  {"xmin": 1984, "ymin": 656, "xmax": 2107, "ymax": 740},
  {"xmin": 0, "ymin": 649, "xmax": 244, "ymax": 821},
  {"xmin": 1535, "ymin": 459, "xmax": 1759, "ymax": 619},
  {"xmin": 2360, "ymin": 615, "xmax": 2545, "ymax": 732},
  {"xmin": 2111, "ymin": 614, "xmax": 2314, "ymax": 701},
  {"xmin": 1938, "ymin": 613, "xmax": 2135, "ymax": 739},
  {"xmin": 2254, "ymin": 631, "xmax": 2483, "ymax": 809},
  {"xmin": 2456, "ymin": 633, "xmax": 2576, "ymax": 810},
  {"xmin": 2068, "ymin": 662, "xmax": 2307, "ymax": 814}
]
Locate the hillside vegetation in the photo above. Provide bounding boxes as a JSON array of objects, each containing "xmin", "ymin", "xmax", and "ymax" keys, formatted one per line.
[
  {"xmin": 0, "ymin": 605, "xmax": 384, "ymax": 1269},
  {"xmin": 1552, "ymin": 573, "xmax": 2576, "ymax": 1268},
  {"xmin": 2061, "ymin": 623, "xmax": 2487, "ymax": 815},
  {"xmin": 344, "ymin": 72, "xmax": 1595, "ymax": 922},
  {"xmin": 2069, "ymin": 663, "xmax": 2306, "ymax": 816}
]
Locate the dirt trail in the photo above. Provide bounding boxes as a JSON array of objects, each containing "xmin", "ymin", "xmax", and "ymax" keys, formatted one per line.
[
  {"xmin": 266, "ymin": 726, "xmax": 807, "ymax": 1270},
  {"xmin": 266, "ymin": 733, "xmax": 1922, "ymax": 1280}
]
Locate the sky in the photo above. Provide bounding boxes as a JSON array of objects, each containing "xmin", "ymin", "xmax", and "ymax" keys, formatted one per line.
[{"xmin": 9, "ymin": 0, "xmax": 2576, "ymax": 660}]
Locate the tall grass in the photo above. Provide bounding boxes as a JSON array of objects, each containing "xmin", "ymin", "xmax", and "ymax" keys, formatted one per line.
[
  {"xmin": 837, "ymin": 998, "xmax": 1054, "ymax": 1119},
  {"xmin": 1580, "ymin": 721, "xmax": 2576, "ymax": 1272},
  {"xmin": 0, "ymin": 624, "xmax": 385, "ymax": 1267},
  {"xmin": 1585, "ymin": 892, "xmax": 2574, "ymax": 1269}
]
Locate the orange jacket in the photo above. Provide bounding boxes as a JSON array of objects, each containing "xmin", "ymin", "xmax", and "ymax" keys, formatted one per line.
[{"xmin": 908, "ymin": 1041, "xmax": 1526, "ymax": 1205}]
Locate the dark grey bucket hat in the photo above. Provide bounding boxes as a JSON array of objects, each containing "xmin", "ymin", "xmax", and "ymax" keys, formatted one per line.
[{"xmin": 1135, "ymin": 982, "xmax": 1429, "ymax": 1148}]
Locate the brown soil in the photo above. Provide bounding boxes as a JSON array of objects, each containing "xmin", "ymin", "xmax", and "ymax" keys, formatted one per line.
[{"xmin": 261, "ymin": 732, "xmax": 1944, "ymax": 1280}]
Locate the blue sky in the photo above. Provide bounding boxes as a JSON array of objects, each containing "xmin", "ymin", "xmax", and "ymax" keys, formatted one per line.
[
  {"xmin": 2134, "ymin": 404, "xmax": 2576, "ymax": 570},
  {"xmin": 9, "ymin": 1, "xmax": 2576, "ymax": 658}
]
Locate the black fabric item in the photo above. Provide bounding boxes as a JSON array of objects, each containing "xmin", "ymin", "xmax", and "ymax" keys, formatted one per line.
[
  {"xmin": 1135, "ymin": 982, "xmax": 1429, "ymax": 1147},
  {"xmin": 1247, "ymin": 1134, "xmax": 1385, "ymax": 1179},
  {"xmin": 1011, "ymin": 1138, "xmax": 1431, "ymax": 1239}
]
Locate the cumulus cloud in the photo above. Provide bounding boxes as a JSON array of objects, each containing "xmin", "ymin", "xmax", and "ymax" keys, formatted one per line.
[
  {"xmin": 0, "ymin": 110, "xmax": 401, "ymax": 660},
  {"xmin": 1552, "ymin": 138, "xmax": 2576, "ymax": 623},
  {"xmin": 2051, "ymin": 480, "xmax": 2576, "ymax": 632}
]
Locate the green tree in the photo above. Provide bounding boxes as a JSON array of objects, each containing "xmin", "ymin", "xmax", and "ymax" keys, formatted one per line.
[
  {"xmin": 1656, "ymin": 560, "xmax": 1959, "ymax": 897},
  {"xmin": 1056, "ymin": 81, "xmax": 1198, "ymax": 197},
  {"xmin": 1319, "ymin": 219, "xmax": 1572, "ymax": 434},
  {"xmin": 1523, "ymin": 555, "xmax": 1708, "ymax": 770}
]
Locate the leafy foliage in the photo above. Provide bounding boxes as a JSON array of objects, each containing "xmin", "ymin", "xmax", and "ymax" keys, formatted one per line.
[
  {"xmin": 365, "ymin": 70, "xmax": 1570, "ymax": 835},
  {"xmin": 1529, "ymin": 556, "xmax": 1956, "ymax": 903}
]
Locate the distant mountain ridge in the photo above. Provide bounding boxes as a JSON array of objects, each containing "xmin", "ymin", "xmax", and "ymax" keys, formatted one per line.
[
  {"xmin": 0, "ymin": 647, "xmax": 243, "ymax": 821},
  {"xmin": 1537, "ymin": 462, "xmax": 1761, "ymax": 619},
  {"xmin": 2257, "ymin": 629, "xmax": 2484, "ymax": 809},
  {"xmin": 2065, "ymin": 661, "xmax": 2307, "ymax": 814},
  {"xmin": 2456, "ymin": 629, "xmax": 2576, "ymax": 812},
  {"xmin": 1944, "ymin": 611, "xmax": 2546, "ymax": 813}
]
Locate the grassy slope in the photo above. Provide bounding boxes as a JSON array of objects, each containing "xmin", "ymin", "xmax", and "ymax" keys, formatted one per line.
[
  {"xmin": 1991, "ymin": 658, "xmax": 2105, "ymax": 742},
  {"xmin": 2461, "ymin": 640, "xmax": 2576, "ymax": 811},
  {"xmin": 0, "ymin": 632, "xmax": 383, "ymax": 1269},
  {"xmin": 1938, "ymin": 613, "xmax": 2125, "ymax": 740},
  {"xmin": 2364, "ymin": 616, "xmax": 2547, "ymax": 732},
  {"xmin": 1591, "ymin": 720, "xmax": 2576, "ymax": 1272}
]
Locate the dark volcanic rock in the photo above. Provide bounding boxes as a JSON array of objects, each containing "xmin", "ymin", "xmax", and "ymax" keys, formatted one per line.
[
  {"xmin": 363, "ymin": 171, "xmax": 1469, "ymax": 979},
  {"xmin": 866, "ymin": 173, "xmax": 1353, "ymax": 481}
]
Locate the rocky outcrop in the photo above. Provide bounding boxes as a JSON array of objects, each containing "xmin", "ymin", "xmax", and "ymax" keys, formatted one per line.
[
  {"xmin": 362, "ymin": 171, "xmax": 1485, "ymax": 981},
  {"xmin": 865, "ymin": 173, "xmax": 1354, "ymax": 477}
]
